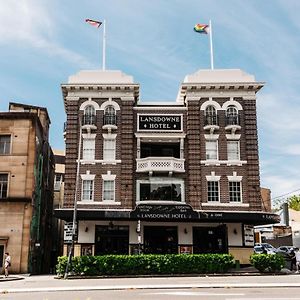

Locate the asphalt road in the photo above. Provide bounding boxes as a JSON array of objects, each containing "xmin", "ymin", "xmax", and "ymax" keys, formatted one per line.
[{"xmin": 1, "ymin": 287, "xmax": 300, "ymax": 300}]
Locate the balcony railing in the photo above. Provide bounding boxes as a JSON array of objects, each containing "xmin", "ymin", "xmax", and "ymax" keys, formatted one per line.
[
  {"xmin": 136, "ymin": 157, "xmax": 185, "ymax": 173},
  {"xmin": 82, "ymin": 114, "xmax": 97, "ymax": 126},
  {"xmin": 204, "ymin": 115, "xmax": 218, "ymax": 126},
  {"xmin": 225, "ymin": 115, "xmax": 240, "ymax": 126},
  {"xmin": 103, "ymin": 114, "xmax": 117, "ymax": 126}
]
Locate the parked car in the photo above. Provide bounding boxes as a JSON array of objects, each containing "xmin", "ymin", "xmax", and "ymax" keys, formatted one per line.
[
  {"xmin": 277, "ymin": 246, "xmax": 297, "ymax": 254},
  {"xmin": 254, "ymin": 243, "xmax": 277, "ymax": 254}
]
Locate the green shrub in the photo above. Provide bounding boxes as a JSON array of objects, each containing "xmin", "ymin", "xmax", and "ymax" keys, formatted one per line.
[
  {"xmin": 56, "ymin": 254, "xmax": 235, "ymax": 276},
  {"xmin": 250, "ymin": 254, "xmax": 285, "ymax": 272}
]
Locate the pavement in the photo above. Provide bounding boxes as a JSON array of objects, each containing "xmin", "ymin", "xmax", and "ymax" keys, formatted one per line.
[{"xmin": 1, "ymin": 267, "xmax": 300, "ymax": 294}]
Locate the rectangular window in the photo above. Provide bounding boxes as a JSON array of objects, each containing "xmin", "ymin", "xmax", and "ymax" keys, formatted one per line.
[
  {"xmin": 0, "ymin": 174, "xmax": 8, "ymax": 199},
  {"xmin": 103, "ymin": 180, "xmax": 115, "ymax": 201},
  {"xmin": 0, "ymin": 135, "xmax": 11, "ymax": 155},
  {"xmin": 206, "ymin": 140, "xmax": 218, "ymax": 160},
  {"xmin": 139, "ymin": 182, "xmax": 182, "ymax": 202},
  {"xmin": 103, "ymin": 139, "xmax": 116, "ymax": 161},
  {"xmin": 82, "ymin": 180, "xmax": 94, "ymax": 201},
  {"xmin": 83, "ymin": 139, "xmax": 95, "ymax": 160},
  {"xmin": 229, "ymin": 181, "xmax": 242, "ymax": 202},
  {"xmin": 207, "ymin": 181, "xmax": 219, "ymax": 202},
  {"xmin": 227, "ymin": 141, "xmax": 240, "ymax": 160}
]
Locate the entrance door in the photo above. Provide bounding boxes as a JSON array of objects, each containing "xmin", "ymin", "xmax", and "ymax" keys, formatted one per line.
[
  {"xmin": 193, "ymin": 225, "xmax": 227, "ymax": 254},
  {"xmin": 144, "ymin": 226, "xmax": 178, "ymax": 254},
  {"xmin": 95, "ymin": 225, "xmax": 129, "ymax": 255}
]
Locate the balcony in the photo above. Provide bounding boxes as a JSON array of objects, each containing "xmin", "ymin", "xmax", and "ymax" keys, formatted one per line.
[
  {"xmin": 136, "ymin": 157, "xmax": 185, "ymax": 174},
  {"xmin": 225, "ymin": 115, "xmax": 241, "ymax": 132},
  {"xmin": 103, "ymin": 114, "xmax": 117, "ymax": 130},
  {"xmin": 82, "ymin": 114, "xmax": 97, "ymax": 130}
]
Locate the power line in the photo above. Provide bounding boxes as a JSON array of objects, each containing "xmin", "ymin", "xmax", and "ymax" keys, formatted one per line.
[{"xmin": 271, "ymin": 188, "xmax": 300, "ymax": 201}]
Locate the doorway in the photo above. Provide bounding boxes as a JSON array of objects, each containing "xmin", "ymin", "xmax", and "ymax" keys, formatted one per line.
[
  {"xmin": 95, "ymin": 225, "xmax": 129, "ymax": 255},
  {"xmin": 144, "ymin": 226, "xmax": 178, "ymax": 254},
  {"xmin": 0, "ymin": 245, "xmax": 3, "ymax": 268},
  {"xmin": 193, "ymin": 225, "xmax": 227, "ymax": 254}
]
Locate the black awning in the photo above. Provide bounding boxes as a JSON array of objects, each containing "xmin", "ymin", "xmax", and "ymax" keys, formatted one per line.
[{"xmin": 55, "ymin": 204, "xmax": 280, "ymax": 225}]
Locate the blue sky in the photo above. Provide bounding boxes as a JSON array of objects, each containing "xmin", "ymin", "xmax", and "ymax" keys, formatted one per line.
[{"xmin": 0, "ymin": 0, "xmax": 299, "ymax": 203}]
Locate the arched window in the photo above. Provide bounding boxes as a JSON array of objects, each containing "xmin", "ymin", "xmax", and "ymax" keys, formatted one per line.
[
  {"xmin": 226, "ymin": 105, "xmax": 239, "ymax": 125},
  {"xmin": 104, "ymin": 105, "xmax": 117, "ymax": 125},
  {"xmin": 83, "ymin": 105, "xmax": 96, "ymax": 125},
  {"xmin": 205, "ymin": 105, "xmax": 217, "ymax": 126}
]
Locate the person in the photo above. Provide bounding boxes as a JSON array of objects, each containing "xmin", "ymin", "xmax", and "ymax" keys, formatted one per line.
[
  {"xmin": 4, "ymin": 252, "xmax": 11, "ymax": 277},
  {"xmin": 294, "ymin": 248, "xmax": 300, "ymax": 273}
]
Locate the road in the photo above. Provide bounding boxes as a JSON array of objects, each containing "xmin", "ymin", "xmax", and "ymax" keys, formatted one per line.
[{"xmin": 1, "ymin": 274, "xmax": 300, "ymax": 299}]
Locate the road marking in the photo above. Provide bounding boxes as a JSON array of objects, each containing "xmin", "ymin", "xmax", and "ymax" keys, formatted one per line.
[{"xmin": 145, "ymin": 291, "xmax": 245, "ymax": 296}]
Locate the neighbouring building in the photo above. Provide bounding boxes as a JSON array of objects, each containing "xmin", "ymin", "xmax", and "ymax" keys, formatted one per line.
[
  {"xmin": 55, "ymin": 69, "xmax": 279, "ymax": 264},
  {"xmin": 261, "ymin": 187, "xmax": 271, "ymax": 212},
  {"xmin": 0, "ymin": 102, "xmax": 54, "ymax": 274}
]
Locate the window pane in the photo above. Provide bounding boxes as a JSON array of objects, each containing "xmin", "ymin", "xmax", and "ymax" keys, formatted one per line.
[
  {"xmin": 83, "ymin": 139, "xmax": 95, "ymax": 160},
  {"xmin": 206, "ymin": 141, "xmax": 218, "ymax": 160},
  {"xmin": 103, "ymin": 139, "xmax": 116, "ymax": 160},
  {"xmin": 207, "ymin": 181, "xmax": 219, "ymax": 202},
  {"xmin": 140, "ymin": 182, "xmax": 182, "ymax": 202},
  {"xmin": 0, "ymin": 174, "xmax": 8, "ymax": 198},
  {"xmin": 227, "ymin": 141, "xmax": 239, "ymax": 160},
  {"xmin": 82, "ymin": 180, "xmax": 93, "ymax": 201},
  {"xmin": 229, "ymin": 181, "xmax": 241, "ymax": 202},
  {"xmin": 0, "ymin": 136, "xmax": 11, "ymax": 155},
  {"xmin": 103, "ymin": 180, "xmax": 115, "ymax": 201}
]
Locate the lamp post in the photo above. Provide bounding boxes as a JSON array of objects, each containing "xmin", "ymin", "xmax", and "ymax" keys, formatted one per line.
[{"xmin": 64, "ymin": 116, "xmax": 82, "ymax": 279}]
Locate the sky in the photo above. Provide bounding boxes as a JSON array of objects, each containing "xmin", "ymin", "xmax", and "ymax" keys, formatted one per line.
[{"xmin": 0, "ymin": 0, "xmax": 299, "ymax": 204}]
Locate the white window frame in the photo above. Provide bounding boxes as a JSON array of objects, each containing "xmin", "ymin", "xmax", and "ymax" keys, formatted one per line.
[
  {"xmin": 103, "ymin": 133, "xmax": 117, "ymax": 162},
  {"xmin": 227, "ymin": 140, "xmax": 240, "ymax": 161},
  {"xmin": 0, "ymin": 135, "xmax": 11, "ymax": 155},
  {"xmin": 207, "ymin": 181, "xmax": 220, "ymax": 202},
  {"xmin": 80, "ymin": 173, "xmax": 95, "ymax": 202},
  {"xmin": 205, "ymin": 140, "xmax": 218, "ymax": 160},
  {"xmin": 228, "ymin": 181, "xmax": 242, "ymax": 203},
  {"xmin": 82, "ymin": 138, "xmax": 96, "ymax": 161},
  {"xmin": 102, "ymin": 173, "xmax": 116, "ymax": 202},
  {"xmin": 0, "ymin": 173, "xmax": 9, "ymax": 199},
  {"xmin": 136, "ymin": 178, "xmax": 185, "ymax": 203}
]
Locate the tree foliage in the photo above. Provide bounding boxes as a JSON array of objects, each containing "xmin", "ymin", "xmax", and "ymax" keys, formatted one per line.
[{"xmin": 287, "ymin": 195, "xmax": 300, "ymax": 211}]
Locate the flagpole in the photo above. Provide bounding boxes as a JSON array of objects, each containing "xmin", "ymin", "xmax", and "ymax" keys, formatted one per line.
[
  {"xmin": 102, "ymin": 19, "xmax": 106, "ymax": 70},
  {"xmin": 209, "ymin": 20, "xmax": 214, "ymax": 70}
]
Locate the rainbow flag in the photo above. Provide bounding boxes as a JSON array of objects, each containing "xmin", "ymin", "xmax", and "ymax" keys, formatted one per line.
[{"xmin": 194, "ymin": 24, "xmax": 209, "ymax": 34}]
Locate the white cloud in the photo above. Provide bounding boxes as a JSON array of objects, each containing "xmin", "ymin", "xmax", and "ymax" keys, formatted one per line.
[{"xmin": 0, "ymin": 0, "xmax": 90, "ymax": 66}]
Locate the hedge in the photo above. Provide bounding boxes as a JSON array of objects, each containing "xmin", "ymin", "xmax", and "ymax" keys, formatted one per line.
[
  {"xmin": 57, "ymin": 254, "xmax": 235, "ymax": 276},
  {"xmin": 250, "ymin": 254, "xmax": 285, "ymax": 272}
]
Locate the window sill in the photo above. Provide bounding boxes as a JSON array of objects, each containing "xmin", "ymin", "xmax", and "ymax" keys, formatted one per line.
[
  {"xmin": 202, "ymin": 202, "xmax": 249, "ymax": 207},
  {"xmin": 200, "ymin": 160, "xmax": 247, "ymax": 166},
  {"xmin": 78, "ymin": 201, "xmax": 121, "ymax": 205},
  {"xmin": 136, "ymin": 200, "xmax": 185, "ymax": 205}
]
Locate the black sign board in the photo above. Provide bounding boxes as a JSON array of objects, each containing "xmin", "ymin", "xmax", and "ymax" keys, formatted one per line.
[
  {"xmin": 130, "ymin": 204, "xmax": 199, "ymax": 220},
  {"xmin": 138, "ymin": 115, "xmax": 182, "ymax": 131}
]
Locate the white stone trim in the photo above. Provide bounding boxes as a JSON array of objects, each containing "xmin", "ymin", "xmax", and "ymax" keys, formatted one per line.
[
  {"xmin": 200, "ymin": 160, "xmax": 247, "ymax": 166},
  {"xmin": 100, "ymin": 99, "xmax": 120, "ymax": 111},
  {"xmin": 200, "ymin": 99, "xmax": 222, "ymax": 111},
  {"xmin": 134, "ymin": 106, "xmax": 187, "ymax": 111},
  {"xmin": 227, "ymin": 173, "xmax": 243, "ymax": 181},
  {"xmin": 204, "ymin": 134, "xmax": 219, "ymax": 140},
  {"xmin": 80, "ymin": 159, "xmax": 122, "ymax": 165},
  {"xmin": 226, "ymin": 134, "xmax": 241, "ymax": 140},
  {"xmin": 135, "ymin": 133, "xmax": 186, "ymax": 139},
  {"xmin": 206, "ymin": 172, "xmax": 221, "ymax": 181},
  {"xmin": 222, "ymin": 99, "xmax": 243, "ymax": 110},
  {"xmin": 202, "ymin": 203, "xmax": 249, "ymax": 207},
  {"xmin": 101, "ymin": 172, "xmax": 116, "ymax": 181},
  {"xmin": 102, "ymin": 133, "xmax": 117, "ymax": 140},
  {"xmin": 79, "ymin": 99, "xmax": 100, "ymax": 111},
  {"xmin": 80, "ymin": 173, "xmax": 95, "ymax": 180},
  {"xmin": 82, "ymin": 133, "xmax": 96, "ymax": 139},
  {"xmin": 97, "ymin": 201, "xmax": 121, "ymax": 205}
]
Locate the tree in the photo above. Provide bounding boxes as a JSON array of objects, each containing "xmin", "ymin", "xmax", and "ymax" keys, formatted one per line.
[{"xmin": 287, "ymin": 195, "xmax": 300, "ymax": 211}]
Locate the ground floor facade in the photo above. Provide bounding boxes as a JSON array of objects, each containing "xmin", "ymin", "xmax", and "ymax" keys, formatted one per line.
[{"xmin": 59, "ymin": 205, "xmax": 279, "ymax": 264}]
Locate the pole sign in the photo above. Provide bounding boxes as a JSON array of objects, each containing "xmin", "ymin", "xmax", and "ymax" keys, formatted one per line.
[
  {"xmin": 138, "ymin": 114, "xmax": 183, "ymax": 131},
  {"xmin": 64, "ymin": 222, "xmax": 77, "ymax": 244}
]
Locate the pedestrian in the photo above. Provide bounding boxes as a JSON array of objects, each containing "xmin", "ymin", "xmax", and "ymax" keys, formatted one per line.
[
  {"xmin": 294, "ymin": 248, "xmax": 300, "ymax": 273},
  {"xmin": 4, "ymin": 252, "xmax": 11, "ymax": 277}
]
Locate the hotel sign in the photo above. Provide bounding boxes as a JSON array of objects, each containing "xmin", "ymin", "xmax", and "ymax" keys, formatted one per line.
[
  {"xmin": 138, "ymin": 114, "xmax": 182, "ymax": 131},
  {"xmin": 131, "ymin": 204, "xmax": 199, "ymax": 220}
]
